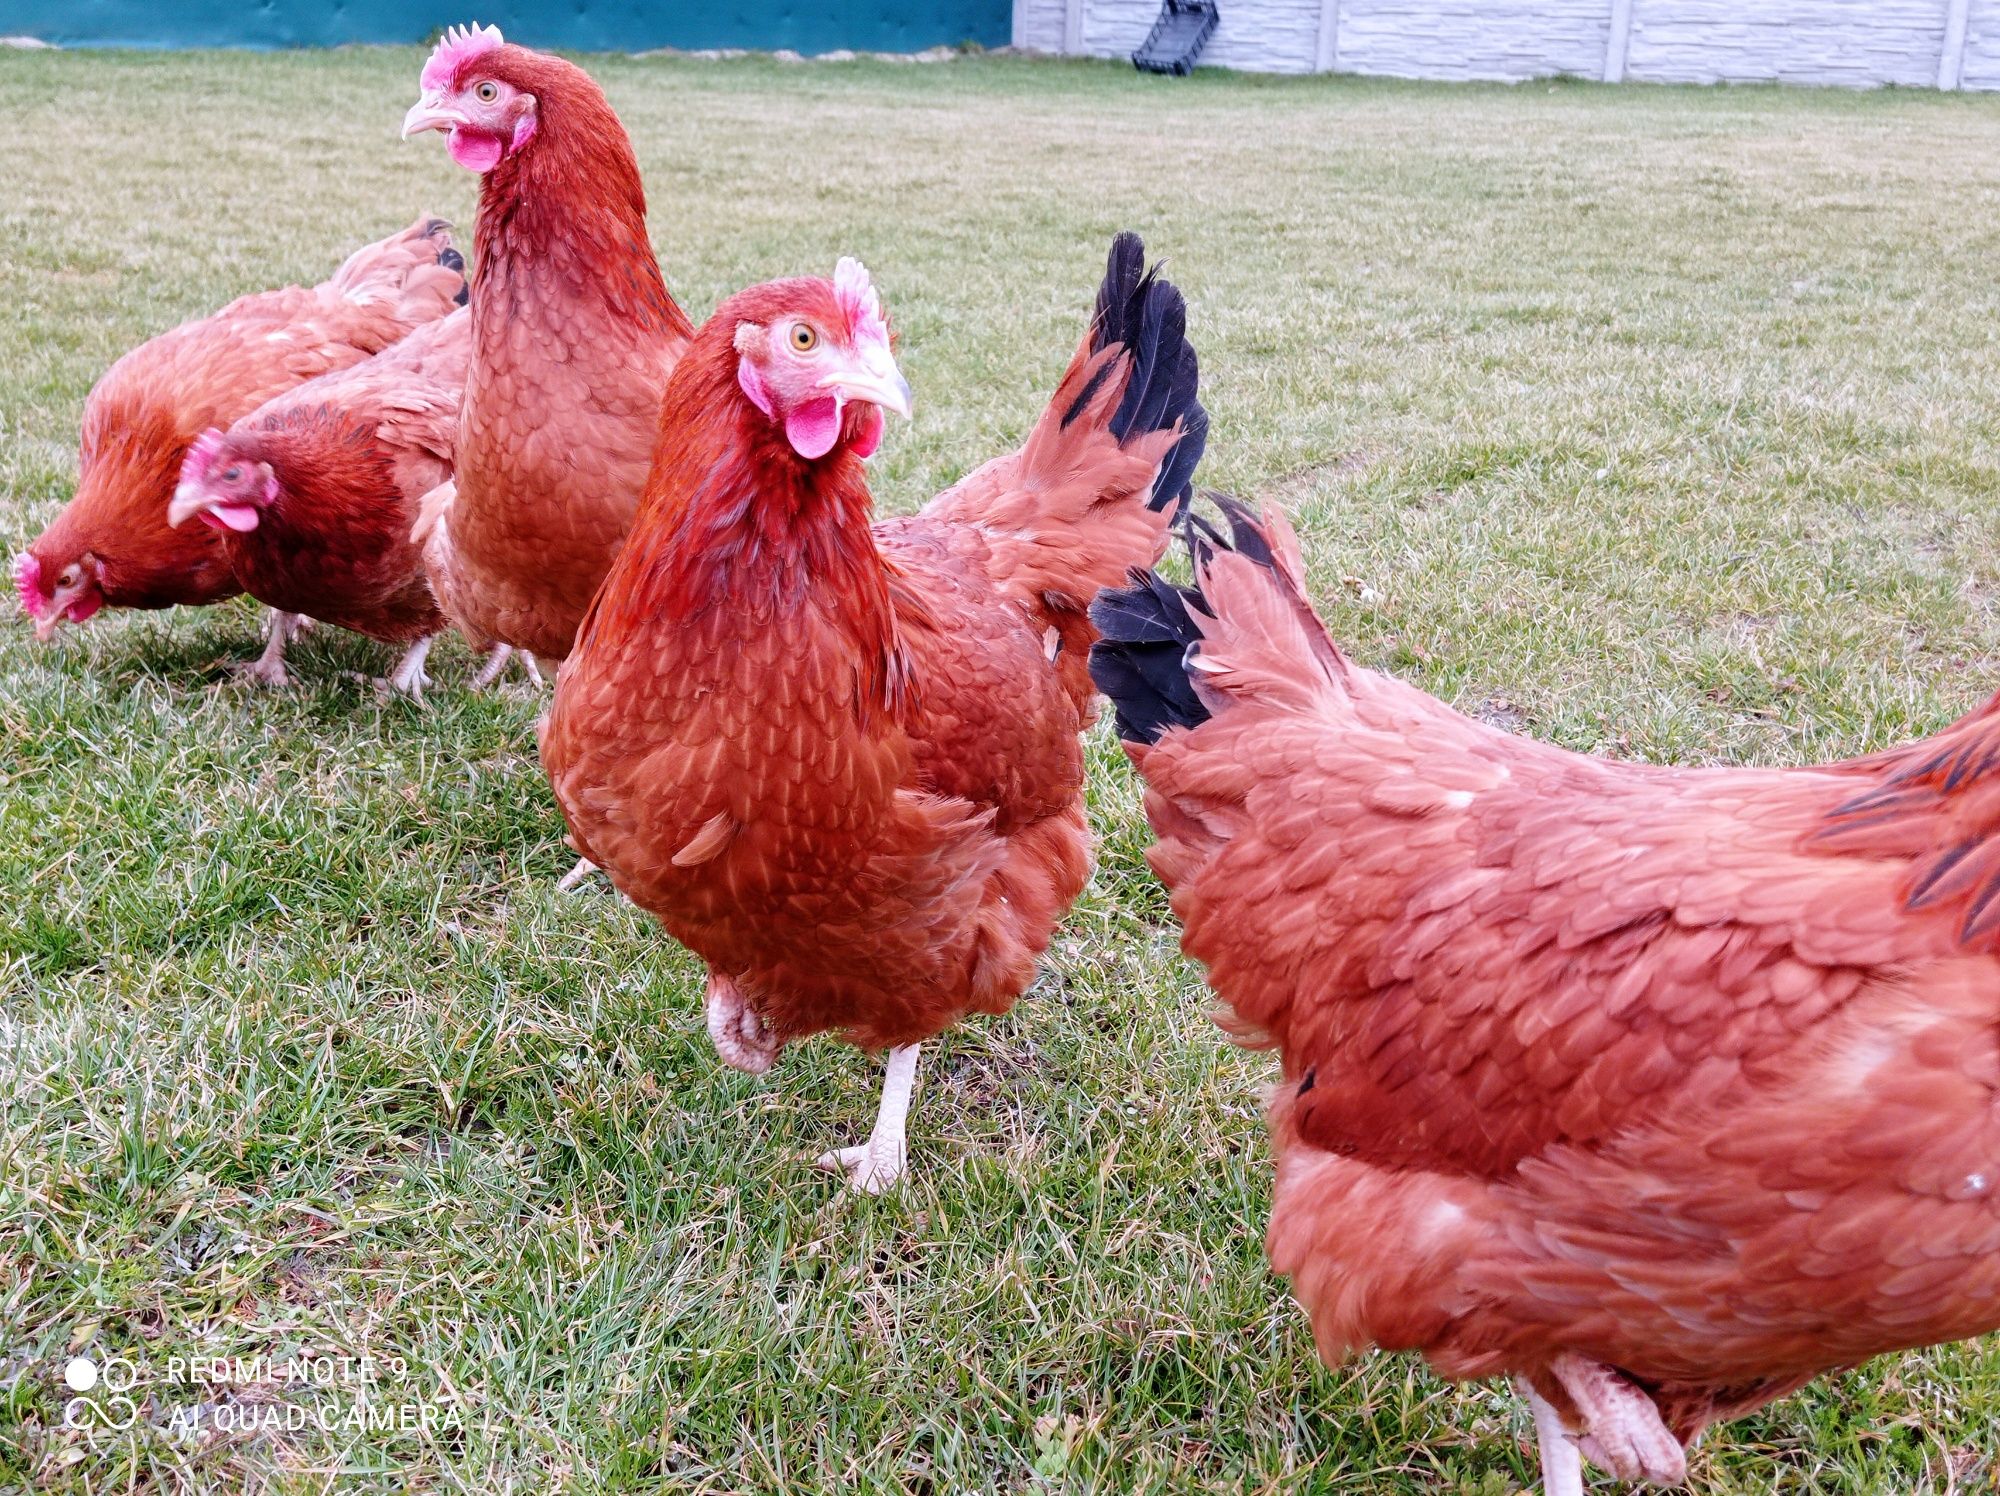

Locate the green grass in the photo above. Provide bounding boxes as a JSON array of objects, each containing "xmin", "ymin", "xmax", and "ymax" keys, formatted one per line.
[{"xmin": 4, "ymin": 44, "xmax": 2000, "ymax": 1494}]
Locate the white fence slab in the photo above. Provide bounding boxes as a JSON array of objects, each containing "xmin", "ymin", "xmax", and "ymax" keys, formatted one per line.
[{"xmin": 1016, "ymin": 0, "xmax": 2000, "ymax": 86}]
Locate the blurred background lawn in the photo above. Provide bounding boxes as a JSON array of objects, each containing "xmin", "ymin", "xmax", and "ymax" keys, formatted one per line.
[{"xmin": 3, "ymin": 47, "xmax": 1999, "ymax": 1493}]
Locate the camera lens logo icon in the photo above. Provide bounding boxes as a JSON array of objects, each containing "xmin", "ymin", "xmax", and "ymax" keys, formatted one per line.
[{"xmin": 61, "ymin": 1355, "xmax": 139, "ymax": 1432}]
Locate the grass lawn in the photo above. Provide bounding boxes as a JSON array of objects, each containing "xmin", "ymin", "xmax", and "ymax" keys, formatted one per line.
[{"xmin": 5, "ymin": 43, "xmax": 2000, "ymax": 1495}]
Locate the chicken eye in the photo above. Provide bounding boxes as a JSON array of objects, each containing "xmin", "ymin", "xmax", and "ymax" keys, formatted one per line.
[
  {"xmin": 220, "ymin": 466, "xmax": 242, "ymax": 484},
  {"xmin": 58, "ymin": 566, "xmax": 79, "ymax": 587},
  {"xmin": 475, "ymin": 81, "xmax": 499, "ymax": 103},
  {"xmin": 789, "ymin": 324, "xmax": 819, "ymax": 353}
]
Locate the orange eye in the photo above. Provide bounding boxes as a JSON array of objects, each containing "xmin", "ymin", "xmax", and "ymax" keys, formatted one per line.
[
  {"xmin": 789, "ymin": 324, "xmax": 819, "ymax": 353},
  {"xmin": 475, "ymin": 81, "xmax": 499, "ymax": 102}
]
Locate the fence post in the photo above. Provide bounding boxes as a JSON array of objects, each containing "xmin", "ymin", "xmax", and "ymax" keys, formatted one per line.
[
  {"xmin": 1063, "ymin": 0, "xmax": 1085, "ymax": 55},
  {"xmin": 1603, "ymin": 0, "xmax": 1634, "ymax": 82},
  {"xmin": 1316, "ymin": 0, "xmax": 1341, "ymax": 72},
  {"xmin": 1939, "ymin": 0, "xmax": 1971, "ymax": 88}
]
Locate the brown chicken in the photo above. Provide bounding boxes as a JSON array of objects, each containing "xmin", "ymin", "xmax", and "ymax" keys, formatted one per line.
[
  {"xmin": 401, "ymin": 25, "xmax": 693, "ymax": 667},
  {"xmin": 542, "ymin": 237, "xmax": 1206, "ymax": 1191},
  {"xmin": 163, "ymin": 308, "xmax": 470, "ymax": 694},
  {"xmin": 13, "ymin": 218, "xmax": 466, "ymax": 675},
  {"xmin": 1087, "ymin": 497, "xmax": 2000, "ymax": 1492}
]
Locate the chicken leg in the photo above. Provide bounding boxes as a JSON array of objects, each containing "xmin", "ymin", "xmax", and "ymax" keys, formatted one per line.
[
  {"xmin": 1520, "ymin": 1382, "xmax": 1585, "ymax": 1496},
  {"xmin": 815, "ymin": 1043, "xmax": 919, "ymax": 1194}
]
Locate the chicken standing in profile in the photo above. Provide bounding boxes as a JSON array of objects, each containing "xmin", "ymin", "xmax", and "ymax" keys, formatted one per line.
[
  {"xmin": 165, "ymin": 308, "xmax": 470, "ymax": 695},
  {"xmin": 542, "ymin": 237, "xmax": 1205, "ymax": 1191},
  {"xmin": 14, "ymin": 217, "xmax": 466, "ymax": 681},
  {"xmin": 400, "ymin": 25, "xmax": 693, "ymax": 669},
  {"xmin": 1088, "ymin": 497, "xmax": 2000, "ymax": 1493}
]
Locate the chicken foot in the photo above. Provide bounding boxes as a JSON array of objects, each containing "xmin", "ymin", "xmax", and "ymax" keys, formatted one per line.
[
  {"xmin": 470, "ymin": 643, "xmax": 545, "ymax": 689},
  {"xmin": 704, "ymin": 970, "xmax": 778, "ymax": 1074},
  {"xmin": 385, "ymin": 635, "xmax": 434, "ymax": 698},
  {"xmin": 231, "ymin": 609, "xmax": 310, "ymax": 688},
  {"xmin": 555, "ymin": 856, "xmax": 599, "ymax": 892},
  {"xmin": 1535, "ymin": 1354, "xmax": 1686, "ymax": 1487},
  {"xmin": 815, "ymin": 1042, "xmax": 919, "ymax": 1195}
]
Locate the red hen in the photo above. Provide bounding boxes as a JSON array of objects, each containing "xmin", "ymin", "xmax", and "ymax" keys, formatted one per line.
[
  {"xmin": 1089, "ymin": 497, "xmax": 2000, "ymax": 1492},
  {"xmin": 542, "ymin": 237, "xmax": 1206, "ymax": 1191},
  {"xmin": 402, "ymin": 25, "xmax": 693, "ymax": 667},
  {"xmin": 165, "ymin": 308, "xmax": 470, "ymax": 694},
  {"xmin": 14, "ymin": 218, "xmax": 466, "ymax": 660}
]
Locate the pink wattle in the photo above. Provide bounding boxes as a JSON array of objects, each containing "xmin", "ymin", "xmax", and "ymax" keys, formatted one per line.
[
  {"xmin": 448, "ymin": 128, "xmax": 506, "ymax": 173},
  {"xmin": 65, "ymin": 593, "xmax": 102, "ymax": 624},
  {"xmin": 851, "ymin": 406, "xmax": 885, "ymax": 460},
  {"xmin": 785, "ymin": 397, "xmax": 842, "ymax": 460},
  {"xmin": 199, "ymin": 504, "xmax": 261, "ymax": 533}
]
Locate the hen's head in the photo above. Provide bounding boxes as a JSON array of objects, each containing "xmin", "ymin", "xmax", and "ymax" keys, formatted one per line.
[
  {"xmin": 402, "ymin": 24, "xmax": 549, "ymax": 174},
  {"xmin": 13, "ymin": 546, "xmax": 103, "ymax": 641},
  {"xmin": 724, "ymin": 260, "xmax": 913, "ymax": 462},
  {"xmin": 166, "ymin": 430, "xmax": 278, "ymax": 535}
]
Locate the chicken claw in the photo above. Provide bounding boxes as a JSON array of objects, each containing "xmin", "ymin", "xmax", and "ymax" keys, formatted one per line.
[
  {"xmin": 813, "ymin": 1043, "xmax": 919, "ymax": 1194},
  {"xmin": 705, "ymin": 970, "xmax": 777, "ymax": 1074}
]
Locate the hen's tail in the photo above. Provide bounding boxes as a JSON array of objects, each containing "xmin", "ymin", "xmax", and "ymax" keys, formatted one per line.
[
  {"xmin": 327, "ymin": 216, "xmax": 469, "ymax": 321},
  {"xmin": 1089, "ymin": 495, "xmax": 1350, "ymax": 748},
  {"xmin": 920, "ymin": 232, "xmax": 1208, "ymax": 622}
]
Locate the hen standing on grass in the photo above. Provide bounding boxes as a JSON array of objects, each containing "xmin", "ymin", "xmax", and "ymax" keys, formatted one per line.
[
  {"xmin": 542, "ymin": 237, "xmax": 1206, "ymax": 1192},
  {"xmin": 401, "ymin": 25, "xmax": 694, "ymax": 671},
  {"xmin": 1089, "ymin": 497, "xmax": 2000, "ymax": 1493},
  {"xmin": 13, "ymin": 217, "xmax": 466, "ymax": 680},
  {"xmin": 165, "ymin": 307, "xmax": 470, "ymax": 695}
]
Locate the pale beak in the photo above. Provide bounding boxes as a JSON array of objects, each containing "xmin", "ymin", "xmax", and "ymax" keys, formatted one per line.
[
  {"xmin": 821, "ymin": 347, "xmax": 914, "ymax": 421},
  {"xmin": 166, "ymin": 484, "xmax": 209, "ymax": 529},
  {"xmin": 402, "ymin": 95, "xmax": 462, "ymax": 139}
]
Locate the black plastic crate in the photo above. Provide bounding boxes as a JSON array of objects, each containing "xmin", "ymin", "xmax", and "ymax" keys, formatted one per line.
[{"xmin": 1132, "ymin": 0, "xmax": 1218, "ymax": 75}]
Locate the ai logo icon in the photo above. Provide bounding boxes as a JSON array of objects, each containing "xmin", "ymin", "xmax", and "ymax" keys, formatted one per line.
[{"xmin": 61, "ymin": 1354, "xmax": 140, "ymax": 1432}]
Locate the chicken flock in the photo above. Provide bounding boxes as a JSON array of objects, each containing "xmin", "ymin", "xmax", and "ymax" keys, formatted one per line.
[{"xmin": 13, "ymin": 24, "xmax": 1999, "ymax": 1492}]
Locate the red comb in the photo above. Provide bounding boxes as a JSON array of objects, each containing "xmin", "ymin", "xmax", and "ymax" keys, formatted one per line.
[
  {"xmin": 421, "ymin": 22, "xmax": 505, "ymax": 93},
  {"xmin": 833, "ymin": 258, "xmax": 890, "ymax": 354},
  {"xmin": 12, "ymin": 551, "xmax": 46, "ymax": 617}
]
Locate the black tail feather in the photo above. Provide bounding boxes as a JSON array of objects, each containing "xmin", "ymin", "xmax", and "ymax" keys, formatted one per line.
[
  {"xmin": 1088, "ymin": 567, "xmax": 1210, "ymax": 747},
  {"xmin": 1091, "ymin": 491, "xmax": 1280, "ymax": 745},
  {"xmin": 1066, "ymin": 231, "xmax": 1209, "ymax": 518}
]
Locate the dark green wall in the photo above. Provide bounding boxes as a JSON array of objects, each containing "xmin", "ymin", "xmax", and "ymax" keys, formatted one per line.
[{"xmin": 6, "ymin": 1, "xmax": 1010, "ymax": 54}]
